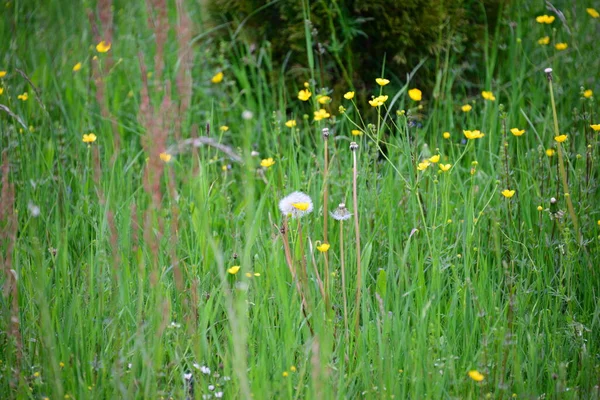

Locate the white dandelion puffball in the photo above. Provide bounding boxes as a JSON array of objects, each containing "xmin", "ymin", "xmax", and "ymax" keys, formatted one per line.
[
  {"xmin": 279, "ymin": 191, "xmax": 314, "ymax": 218},
  {"xmin": 330, "ymin": 203, "xmax": 352, "ymax": 221}
]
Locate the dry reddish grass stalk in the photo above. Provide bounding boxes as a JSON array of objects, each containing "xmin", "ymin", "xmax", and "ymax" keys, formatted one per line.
[{"xmin": 175, "ymin": 0, "xmax": 193, "ymax": 140}]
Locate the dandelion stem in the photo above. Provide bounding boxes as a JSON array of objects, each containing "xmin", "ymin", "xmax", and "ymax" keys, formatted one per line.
[
  {"xmin": 351, "ymin": 147, "xmax": 362, "ymax": 338},
  {"xmin": 323, "ymin": 135, "xmax": 330, "ymax": 308},
  {"xmin": 340, "ymin": 220, "xmax": 349, "ymax": 348}
]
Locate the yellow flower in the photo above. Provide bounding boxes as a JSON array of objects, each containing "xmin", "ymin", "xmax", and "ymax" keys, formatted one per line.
[
  {"xmin": 555, "ymin": 43, "xmax": 568, "ymax": 51},
  {"xmin": 282, "ymin": 371, "xmax": 289, "ymax": 377},
  {"xmin": 0, "ymin": 88, "xmax": 3, "ymax": 95},
  {"xmin": 590, "ymin": 124, "xmax": 600, "ymax": 131},
  {"xmin": 408, "ymin": 88, "xmax": 422, "ymax": 101},
  {"xmin": 537, "ymin": 205, "xmax": 543, "ymax": 211},
  {"xmin": 285, "ymin": 119, "xmax": 297, "ymax": 128},
  {"xmin": 34, "ymin": 372, "xmax": 40, "ymax": 378},
  {"xmin": 481, "ymin": 91, "xmax": 495, "ymax": 101},
  {"xmin": 443, "ymin": 131, "xmax": 451, "ymax": 139},
  {"xmin": 351, "ymin": 129, "xmax": 362, "ymax": 136},
  {"xmin": 417, "ymin": 160, "xmax": 430, "ymax": 171},
  {"xmin": 583, "ymin": 89, "xmax": 593, "ymax": 98},
  {"xmin": 298, "ymin": 89, "xmax": 311, "ymax": 101},
  {"xmin": 344, "ymin": 91, "xmax": 355, "ymax": 100},
  {"xmin": 536, "ymin": 15, "xmax": 555, "ymax": 24},
  {"xmin": 290, "ymin": 366, "xmax": 297, "ymax": 372},
  {"xmin": 546, "ymin": 148, "xmax": 555, "ymax": 157},
  {"xmin": 73, "ymin": 62, "xmax": 82, "ymax": 72},
  {"xmin": 313, "ymin": 108, "xmax": 330, "ymax": 121},
  {"xmin": 501, "ymin": 189, "xmax": 515, "ymax": 198},
  {"xmin": 510, "ymin": 128, "xmax": 525, "ymax": 136},
  {"xmin": 82, "ymin": 133, "xmax": 97, "ymax": 143},
  {"xmin": 369, "ymin": 95, "xmax": 388, "ymax": 107},
  {"xmin": 0, "ymin": 71, "xmax": 6, "ymax": 78},
  {"xmin": 17, "ymin": 92, "xmax": 28, "ymax": 101},
  {"xmin": 211, "ymin": 71, "xmax": 224, "ymax": 83},
  {"xmin": 159, "ymin": 152, "xmax": 172, "ymax": 162},
  {"xmin": 463, "ymin": 130, "xmax": 485, "ymax": 140},
  {"xmin": 587, "ymin": 8, "xmax": 599, "ymax": 18},
  {"xmin": 429, "ymin": 155, "xmax": 440, "ymax": 163},
  {"xmin": 292, "ymin": 202, "xmax": 310, "ymax": 211},
  {"xmin": 59, "ymin": 362, "xmax": 65, "ymax": 368},
  {"xmin": 316, "ymin": 243, "xmax": 330, "ymax": 252},
  {"xmin": 538, "ymin": 36, "xmax": 550, "ymax": 45},
  {"xmin": 227, "ymin": 266, "xmax": 240, "ymax": 275},
  {"xmin": 376, "ymin": 78, "xmax": 390, "ymax": 86},
  {"xmin": 461, "ymin": 104, "xmax": 472, "ymax": 112},
  {"xmin": 439, "ymin": 163, "xmax": 452, "ymax": 172},
  {"xmin": 554, "ymin": 134, "xmax": 568, "ymax": 143},
  {"xmin": 260, "ymin": 157, "xmax": 275, "ymax": 168},
  {"xmin": 96, "ymin": 41, "xmax": 111, "ymax": 53},
  {"xmin": 219, "ymin": 125, "xmax": 229, "ymax": 132},
  {"xmin": 317, "ymin": 95, "xmax": 331, "ymax": 105},
  {"xmin": 468, "ymin": 370, "xmax": 485, "ymax": 382}
]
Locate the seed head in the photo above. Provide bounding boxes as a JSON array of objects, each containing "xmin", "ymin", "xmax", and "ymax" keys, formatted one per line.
[
  {"xmin": 322, "ymin": 127, "xmax": 330, "ymax": 139},
  {"xmin": 544, "ymin": 67, "xmax": 553, "ymax": 81},
  {"xmin": 330, "ymin": 203, "xmax": 352, "ymax": 221},
  {"xmin": 278, "ymin": 191, "xmax": 314, "ymax": 219},
  {"xmin": 350, "ymin": 142, "xmax": 359, "ymax": 151}
]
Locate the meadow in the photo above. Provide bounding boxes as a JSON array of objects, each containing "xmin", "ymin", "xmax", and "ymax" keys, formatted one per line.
[{"xmin": 1, "ymin": 1, "xmax": 600, "ymax": 399}]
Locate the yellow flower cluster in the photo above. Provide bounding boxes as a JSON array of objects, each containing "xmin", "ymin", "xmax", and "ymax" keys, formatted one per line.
[
  {"xmin": 369, "ymin": 95, "xmax": 388, "ymax": 107},
  {"xmin": 536, "ymin": 15, "xmax": 555, "ymax": 24}
]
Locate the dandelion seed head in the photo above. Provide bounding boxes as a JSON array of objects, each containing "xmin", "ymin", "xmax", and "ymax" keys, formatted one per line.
[
  {"xmin": 331, "ymin": 203, "xmax": 352, "ymax": 221},
  {"xmin": 279, "ymin": 191, "xmax": 313, "ymax": 218}
]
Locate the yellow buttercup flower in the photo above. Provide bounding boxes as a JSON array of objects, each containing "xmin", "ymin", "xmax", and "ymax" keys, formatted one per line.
[
  {"xmin": 554, "ymin": 134, "xmax": 568, "ymax": 143},
  {"xmin": 17, "ymin": 92, "xmax": 28, "ymax": 101},
  {"xmin": 537, "ymin": 206, "xmax": 543, "ymax": 211},
  {"xmin": 376, "ymin": 78, "xmax": 390, "ymax": 86},
  {"xmin": 0, "ymin": 71, "xmax": 6, "ymax": 78},
  {"xmin": 317, "ymin": 95, "xmax": 331, "ymax": 105},
  {"xmin": 417, "ymin": 160, "xmax": 430, "ymax": 171},
  {"xmin": 501, "ymin": 189, "xmax": 515, "ymax": 198},
  {"xmin": 260, "ymin": 157, "xmax": 275, "ymax": 168},
  {"xmin": 536, "ymin": 15, "xmax": 555, "ymax": 24},
  {"xmin": 344, "ymin": 91, "xmax": 355, "ymax": 100},
  {"xmin": 461, "ymin": 104, "xmax": 472, "ymax": 112},
  {"xmin": 443, "ymin": 131, "xmax": 451, "ymax": 139},
  {"xmin": 546, "ymin": 148, "xmax": 555, "ymax": 157},
  {"xmin": 219, "ymin": 125, "xmax": 229, "ymax": 132},
  {"xmin": 463, "ymin": 130, "xmax": 485, "ymax": 140},
  {"xmin": 439, "ymin": 164, "xmax": 452, "ymax": 172},
  {"xmin": 555, "ymin": 43, "xmax": 568, "ymax": 51},
  {"xmin": 82, "ymin": 133, "xmax": 97, "ymax": 143},
  {"xmin": 468, "ymin": 370, "xmax": 485, "ymax": 382},
  {"xmin": 369, "ymin": 95, "xmax": 388, "ymax": 107},
  {"xmin": 73, "ymin": 62, "xmax": 82, "ymax": 72},
  {"xmin": 285, "ymin": 119, "xmax": 297, "ymax": 128},
  {"xmin": 408, "ymin": 88, "xmax": 422, "ymax": 101},
  {"xmin": 510, "ymin": 128, "xmax": 525, "ymax": 136},
  {"xmin": 0, "ymin": 88, "xmax": 3, "ymax": 95},
  {"xmin": 481, "ymin": 91, "xmax": 495, "ymax": 101},
  {"xmin": 211, "ymin": 71, "xmax": 224, "ymax": 83},
  {"xmin": 313, "ymin": 109, "xmax": 330, "ymax": 121},
  {"xmin": 538, "ymin": 36, "xmax": 550, "ymax": 45},
  {"xmin": 292, "ymin": 202, "xmax": 310, "ymax": 211},
  {"xmin": 159, "ymin": 152, "xmax": 172, "ymax": 162},
  {"xmin": 590, "ymin": 124, "xmax": 600, "ymax": 131},
  {"xmin": 316, "ymin": 243, "xmax": 330, "ymax": 252},
  {"xmin": 587, "ymin": 8, "xmax": 599, "ymax": 18},
  {"xmin": 96, "ymin": 41, "xmax": 111, "ymax": 53},
  {"xmin": 429, "ymin": 155, "xmax": 440, "ymax": 163},
  {"xmin": 298, "ymin": 89, "xmax": 311, "ymax": 101},
  {"xmin": 351, "ymin": 129, "xmax": 362, "ymax": 136},
  {"xmin": 227, "ymin": 266, "xmax": 240, "ymax": 275},
  {"xmin": 583, "ymin": 89, "xmax": 593, "ymax": 98}
]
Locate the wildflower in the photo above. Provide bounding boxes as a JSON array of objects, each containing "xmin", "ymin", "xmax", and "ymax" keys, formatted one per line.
[
  {"xmin": 443, "ymin": 131, "xmax": 451, "ymax": 139},
  {"xmin": 510, "ymin": 128, "xmax": 525, "ymax": 136},
  {"xmin": 59, "ymin": 362, "xmax": 65, "ymax": 368},
  {"xmin": 211, "ymin": 71, "xmax": 224, "ymax": 83},
  {"xmin": 316, "ymin": 243, "xmax": 330, "ymax": 252},
  {"xmin": 285, "ymin": 119, "xmax": 296, "ymax": 128},
  {"xmin": 538, "ymin": 36, "xmax": 550, "ymax": 45},
  {"xmin": 160, "ymin": 152, "xmax": 172, "ymax": 162},
  {"xmin": 429, "ymin": 155, "xmax": 440, "ymax": 163},
  {"xmin": 34, "ymin": 372, "xmax": 40, "ymax": 378},
  {"xmin": 587, "ymin": 8, "xmax": 599, "ymax": 18},
  {"xmin": 317, "ymin": 95, "xmax": 331, "ymax": 105},
  {"xmin": 96, "ymin": 41, "xmax": 111, "ymax": 53},
  {"xmin": 583, "ymin": 90, "xmax": 593, "ymax": 98},
  {"xmin": 314, "ymin": 109, "xmax": 330, "ymax": 121},
  {"xmin": 501, "ymin": 189, "xmax": 516, "ymax": 198},
  {"xmin": 338, "ymin": 105, "xmax": 346, "ymax": 113},
  {"xmin": 0, "ymin": 88, "xmax": 3, "ymax": 95},
  {"xmin": 279, "ymin": 191, "xmax": 313, "ymax": 218},
  {"xmin": 408, "ymin": 88, "xmax": 422, "ymax": 101},
  {"xmin": 461, "ymin": 104, "xmax": 472, "ymax": 112},
  {"xmin": 73, "ymin": 62, "xmax": 82, "ymax": 72},
  {"xmin": 439, "ymin": 164, "xmax": 452, "ymax": 172},
  {"xmin": 298, "ymin": 89, "xmax": 311, "ymax": 101},
  {"xmin": 0, "ymin": 71, "xmax": 6, "ymax": 78},
  {"xmin": 227, "ymin": 266, "xmax": 240, "ymax": 275},
  {"xmin": 468, "ymin": 370, "xmax": 485, "ymax": 382},
  {"xmin": 344, "ymin": 91, "xmax": 355, "ymax": 100},
  {"xmin": 590, "ymin": 124, "xmax": 600, "ymax": 131},
  {"xmin": 481, "ymin": 91, "xmax": 496, "ymax": 101},
  {"xmin": 260, "ymin": 158, "xmax": 275, "ymax": 168},
  {"xmin": 555, "ymin": 43, "xmax": 568, "ymax": 51},
  {"xmin": 82, "ymin": 133, "xmax": 97, "ymax": 143},
  {"xmin": 554, "ymin": 134, "xmax": 568, "ymax": 143},
  {"xmin": 463, "ymin": 130, "xmax": 485, "ymax": 140},
  {"xmin": 219, "ymin": 125, "xmax": 229, "ymax": 132},
  {"xmin": 331, "ymin": 203, "xmax": 352, "ymax": 221},
  {"xmin": 18, "ymin": 92, "xmax": 28, "ymax": 101},
  {"xmin": 417, "ymin": 160, "xmax": 430, "ymax": 171},
  {"xmin": 215, "ymin": 392, "xmax": 224, "ymax": 398},
  {"xmin": 376, "ymin": 78, "xmax": 390, "ymax": 86},
  {"xmin": 536, "ymin": 15, "xmax": 555, "ymax": 24},
  {"xmin": 369, "ymin": 95, "xmax": 388, "ymax": 107},
  {"xmin": 282, "ymin": 371, "xmax": 289, "ymax": 377},
  {"xmin": 537, "ymin": 205, "xmax": 543, "ymax": 211},
  {"xmin": 546, "ymin": 148, "xmax": 555, "ymax": 157},
  {"xmin": 242, "ymin": 110, "xmax": 253, "ymax": 120}
]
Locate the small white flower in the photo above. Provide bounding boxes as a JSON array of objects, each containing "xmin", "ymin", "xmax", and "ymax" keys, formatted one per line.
[
  {"xmin": 128, "ymin": 363, "xmax": 133, "ymax": 369},
  {"xmin": 169, "ymin": 321, "xmax": 181, "ymax": 328},
  {"xmin": 330, "ymin": 203, "xmax": 352, "ymax": 221},
  {"xmin": 184, "ymin": 373, "xmax": 193, "ymax": 380},
  {"xmin": 215, "ymin": 392, "xmax": 224, "ymax": 398},
  {"xmin": 28, "ymin": 202, "xmax": 40, "ymax": 217},
  {"xmin": 208, "ymin": 385, "xmax": 215, "ymax": 391},
  {"xmin": 242, "ymin": 110, "xmax": 253, "ymax": 120},
  {"xmin": 279, "ymin": 191, "xmax": 313, "ymax": 218},
  {"xmin": 200, "ymin": 365, "xmax": 211, "ymax": 375},
  {"xmin": 223, "ymin": 376, "xmax": 231, "ymax": 381},
  {"xmin": 251, "ymin": 150, "xmax": 259, "ymax": 157}
]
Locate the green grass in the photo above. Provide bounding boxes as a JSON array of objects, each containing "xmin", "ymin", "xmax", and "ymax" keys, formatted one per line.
[{"xmin": 1, "ymin": 1, "xmax": 600, "ymax": 399}]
